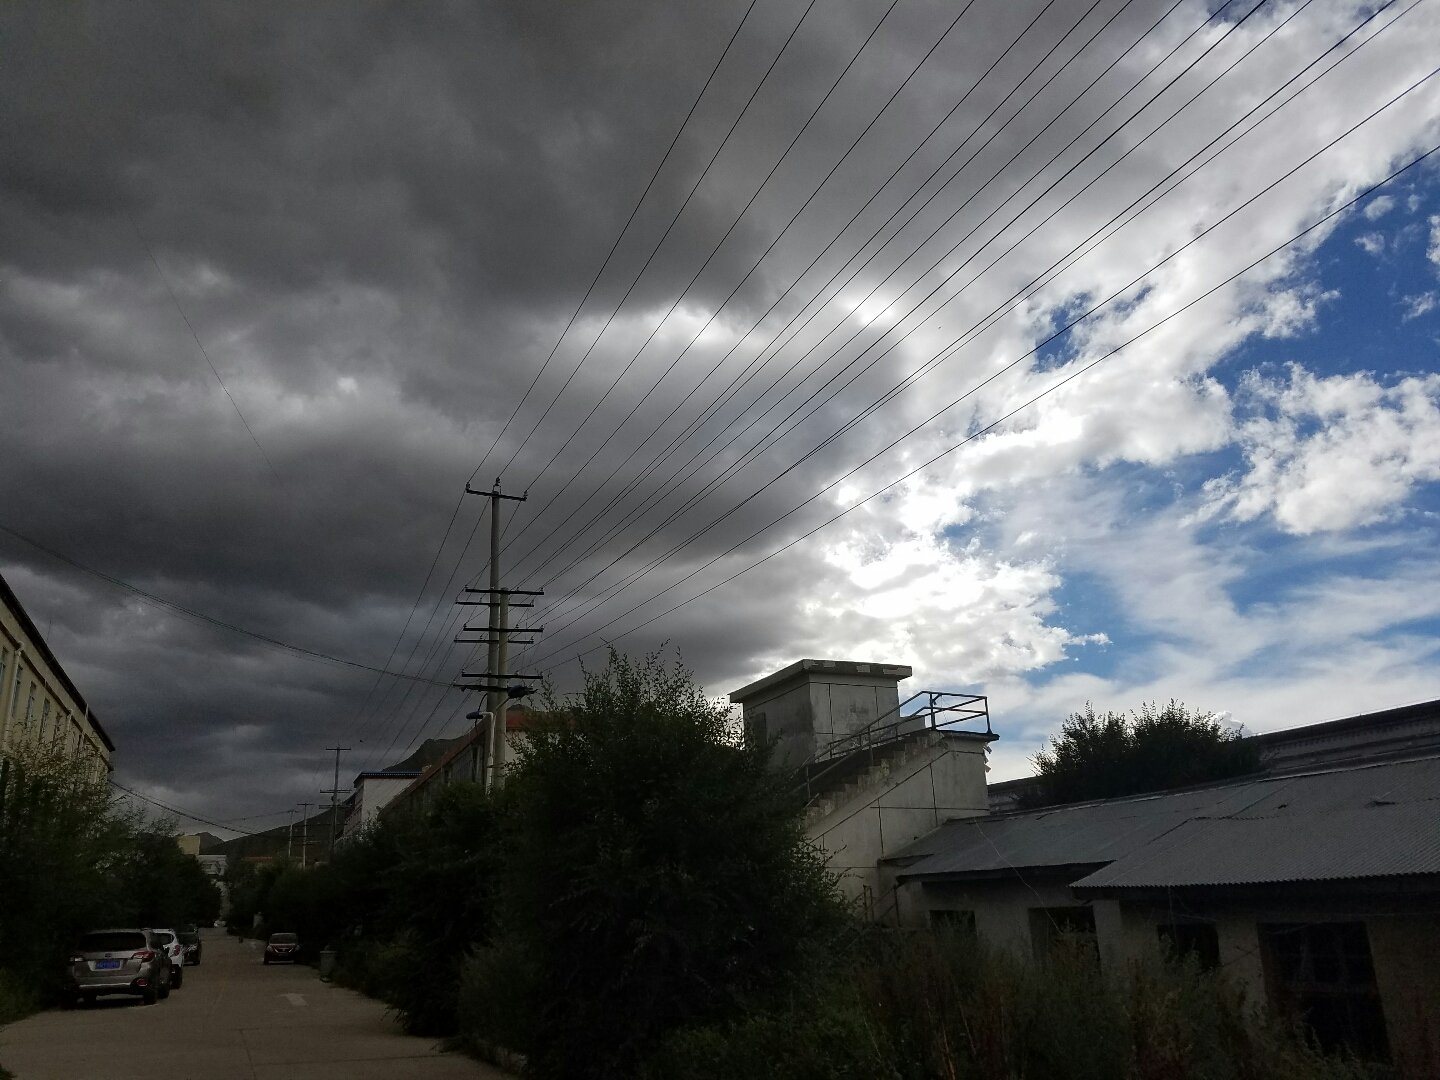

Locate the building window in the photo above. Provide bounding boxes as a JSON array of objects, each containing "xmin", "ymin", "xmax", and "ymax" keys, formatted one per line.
[
  {"xmin": 1158, "ymin": 922, "xmax": 1220, "ymax": 971},
  {"xmin": 25, "ymin": 684, "xmax": 35, "ymax": 724},
  {"xmin": 1260, "ymin": 922, "xmax": 1389, "ymax": 1062},
  {"xmin": 747, "ymin": 711, "xmax": 767, "ymax": 747},
  {"xmin": 0, "ymin": 649, "xmax": 8, "ymax": 696},
  {"xmin": 929, "ymin": 908, "xmax": 977, "ymax": 937},
  {"xmin": 41, "ymin": 698, "xmax": 51, "ymax": 740},
  {"xmin": 1030, "ymin": 906, "xmax": 1098, "ymax": 964}
]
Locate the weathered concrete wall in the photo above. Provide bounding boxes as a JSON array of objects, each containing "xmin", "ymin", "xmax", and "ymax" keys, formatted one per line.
[
  {"xmin": 896, "ymin": 877, "xmax": 1081, "ymax": 956},
  {"xmin": 897, "ymin": 881, "xmax": 1440, "ymax": 1068},
  {"xmin": 731, "ymin": 659, "xmax": 913, "ymax": 769},
  {"xmin": 807, "ymin": 733, "xmax": 990, "ymax": 918}
]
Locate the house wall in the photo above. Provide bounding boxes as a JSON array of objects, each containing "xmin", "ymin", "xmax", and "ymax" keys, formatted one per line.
[
  {"xmin": 895, "ymin": 876, "xmax": 1084, "ymax": 955},
  {"xmin": 0, "ymin": 586, "xmax": 110, "ymax": 772},
  {"xmin": 898, "ymin": 879, "xmax": 1440, "ymax": 1069},
  {"xmin": 808, "ymin": 734, "xmax": 990, "ymax": 918}
]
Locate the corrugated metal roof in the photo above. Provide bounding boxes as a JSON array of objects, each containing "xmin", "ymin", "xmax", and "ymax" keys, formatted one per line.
[{"xmin": 891, "ymin": 755, "xmax": 1440, "ymax": 888}]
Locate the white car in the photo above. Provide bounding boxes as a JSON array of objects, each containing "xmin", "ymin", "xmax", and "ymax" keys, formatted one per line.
[{"xmin": 148, "ymin": 928, "xmax": 186, "ymax": 989}]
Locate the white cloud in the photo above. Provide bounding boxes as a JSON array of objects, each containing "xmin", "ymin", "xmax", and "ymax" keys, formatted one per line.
[
  {"xmin": 1355, "ymin": 232, "xmax": 1386, "ymax": 256},
  {"xmin": 1430, "ymin": 214, "xmax": 1440, "ymax": 268},
  {"xmin": 1363, "ymin": 195, "xmax": 1396, "ymax": 220},
  {"xmin": 1201, "ymin": 365, "xmax": 1440, "ymax": 534},
  {"xmin": 1402, "ymin": 291, "xmax": 1438, "ymax": 320}
]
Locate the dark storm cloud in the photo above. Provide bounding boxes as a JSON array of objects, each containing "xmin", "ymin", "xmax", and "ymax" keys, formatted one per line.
[
  {"xmin": 7, "ymin": 0, "xmax": 905, "ymax": 818},
  {"xmin": 10, "ymin": 0, "xmax": 1429, "ymax": 821}
]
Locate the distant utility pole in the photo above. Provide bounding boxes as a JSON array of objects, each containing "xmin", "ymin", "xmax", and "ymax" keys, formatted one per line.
[
  {"xmin": 322, "ymin": 745, "xmax": 350, "ymax": 861},
  {"xmin": 455, "ymin": 481, "xmax": 543, "ymax": 790},
  {"xmin": 296, "ymin": 802, "xmax": 314, "ymax": 870},
  {"xmin": 286, "ymin": 807, "xmax": 298, "ymax": 861}
]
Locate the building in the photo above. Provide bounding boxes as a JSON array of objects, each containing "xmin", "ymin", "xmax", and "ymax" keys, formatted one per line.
[
  {"xmin": 342, "ymin": 769, "xmax": 422, "ymax": 836},
  {"xmin": 0, "ymin": 570, "xmax": 113, "ymax": 771},
  {"xmin": 883, "ymin": 755, "xmax": 1440, "ymax": 1069},
  {"xmin": 384, "ymin": 706, "xmax": 536, "ymax": 813},
  {"xmin": 731, "ymin": 659, "xmax": 994, "ymax": 917},
  {"xmin": 733, "ymin": 658, "xmax": 1440, "ymax": 1067}
]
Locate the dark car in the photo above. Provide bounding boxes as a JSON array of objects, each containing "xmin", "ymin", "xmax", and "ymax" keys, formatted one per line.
[
  {"xmin": 263, "ymin": 932, "xmax": 299, "ymax": 964},
  {"xmin": 67, "ymin": 929, "xmax": 172, "ymax": 1006},
  {"xmin": 177, "ymin": 926, "xmax": 202, "ymax": 966}
]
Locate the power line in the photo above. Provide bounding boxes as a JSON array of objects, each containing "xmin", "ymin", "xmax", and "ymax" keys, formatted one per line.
[
  {"xmin": 498, "ymin": 0, "xmax": 962, "ymax": 534},
  {"xmin": 125, "ymin": 213, "xmax": 280, "ymax": 483},
  {"xmin": 498, "ymin": 0, "xmax": 1099, "ymax": 578},
  {"xmin": 490, "ymin": 0, "xmax": 824, "ymax": 486},
  {"xmin": 519, "ymin": 0, "xmax": 1273, "ymax": 636},
  {"xmin": 463, "ymin": 0, "xmax": 762, "ymax": 491},
  {"xmin": 109, "ymin": 779, "xmax": 285, "ymax": 837},
  {"xmin": 345, "ymin": 0, "xmax": 791, "ymax": 760},
  {"xmin": 526, "ymin": 75, "xmax": 1440, "ymax": 673},
  {"xmin": 506, "ymin": 0, "xmax": 1230, "ymax": 604},
  {"xmin": 0, "ymin": 522, "xmax": 453, "ymax": 688}
]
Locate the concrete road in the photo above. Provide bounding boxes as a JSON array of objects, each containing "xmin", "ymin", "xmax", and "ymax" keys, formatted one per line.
[{"xmin": 0, "ymin": 930, "xmax": 510, "ymax": 1080}]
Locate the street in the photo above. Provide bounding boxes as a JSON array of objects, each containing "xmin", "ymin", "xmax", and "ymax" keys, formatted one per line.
[{"xmin": 0, "ymin": 930, "xmax": 509, "ymax": 1080}]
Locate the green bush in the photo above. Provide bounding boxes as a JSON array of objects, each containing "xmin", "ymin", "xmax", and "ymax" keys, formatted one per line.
[
  {"xmin": 0, "ymin": 969, "xmax": 40, "ymax": 1026},
  {"xmin": 485, "ymin": 649, "xmax": 848, "ymax": 1080}
]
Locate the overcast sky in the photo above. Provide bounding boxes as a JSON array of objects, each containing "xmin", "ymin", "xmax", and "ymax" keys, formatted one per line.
[{"xmin": 4, "ymin": 0, "xmax": 1440, "ymax": 832}]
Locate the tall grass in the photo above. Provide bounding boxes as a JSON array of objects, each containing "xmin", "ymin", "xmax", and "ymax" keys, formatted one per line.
[{"xmin": 643, "ymin": 930, "xmax": 1380, "ymax": 1080}]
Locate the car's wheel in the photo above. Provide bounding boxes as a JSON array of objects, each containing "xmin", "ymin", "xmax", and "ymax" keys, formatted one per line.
[
  {"xmin": 142, "ymin": 986, "xmax": 157, "ymax": 1006},
  {"xmin": 263, "ymin": 957, "xmax": 270, "ymax": 965},
  {"xmin": 172, "ymin": 967, "xmax": 183, "ymax": 989},
  {"xmin": 80, "ymin": 994, "xmax": 95, "ymax": 1009},
  {"xmin": 158, "ymin": 981, "xmax": 170, "ymax": 1000}
]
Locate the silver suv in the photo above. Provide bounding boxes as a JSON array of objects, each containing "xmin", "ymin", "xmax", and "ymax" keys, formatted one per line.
[{"xmin": 67, "ymin": 929, "xmax": 173, "ymax": 1006}]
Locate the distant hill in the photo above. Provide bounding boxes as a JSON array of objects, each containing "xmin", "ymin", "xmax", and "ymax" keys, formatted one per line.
[{"xmin": 382, "ymin": 737, "xmax": 460, "ymax": 775}]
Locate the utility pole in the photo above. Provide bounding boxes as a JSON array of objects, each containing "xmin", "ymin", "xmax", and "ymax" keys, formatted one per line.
[
  {"xmin": 322, "ymin": 745, "xmax": 351, "ymax": 862},
  {"xmin": 285, "ymin": 807, "xmax": 297, "ymax": 861},
  {"xmin": 297, "ymin": 802, "xmax": 314, "ymax": 870},
  {"xmin": 455, "ymin": 481, "xmax": 543, "ymax": 790}
]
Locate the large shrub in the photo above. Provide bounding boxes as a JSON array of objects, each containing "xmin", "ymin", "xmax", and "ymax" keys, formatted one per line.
[{"xmin": 479, "ymin": 649, "xmax": 847, "ymax": 1080}]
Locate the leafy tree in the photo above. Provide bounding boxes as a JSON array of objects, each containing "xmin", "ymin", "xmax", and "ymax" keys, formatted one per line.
[
  {"xmin": 1025, "ymin": 700, "xmax": 1259, "ymax": 808},
  {"xmin": 489, "ymin": 649, "xmax": 846, "ymax": 1080},
  {"xmin": 112, "ymin": 831, "xmax": 222, "ymax": 927},
  {"xmin": 0, "ymin": 740, "xmax": 140, "ymax": 1005}
]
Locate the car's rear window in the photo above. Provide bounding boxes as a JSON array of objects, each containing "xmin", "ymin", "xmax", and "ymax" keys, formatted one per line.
[
  {"xmin": 78, "ymin": 931, "xmax": 146, "ymax": 952},
  {"xmin": 270, "ymin": 933, "xmax": 298, "ymax": 944}
]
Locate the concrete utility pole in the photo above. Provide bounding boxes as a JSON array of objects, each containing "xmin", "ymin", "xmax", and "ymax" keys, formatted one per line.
[
  {"xmin": 322, "ymin": 745, "xmax": 350, "ymax": 861},
  {"xmin": 285, "ymin": 808, "xmax": 298, "ymax": 860},
  {"xmin": 297, "ymin": 802, "xmax": 314, "ymax": 869},
  {"xmin": 454, "ymin": 481, "xmax": 543, "ymax": 790}
]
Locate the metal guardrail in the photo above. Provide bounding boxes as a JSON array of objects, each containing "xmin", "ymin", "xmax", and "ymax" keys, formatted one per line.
[{"xmin": 793, "ymin": 690, "xmax": 989, "ymax": 805}]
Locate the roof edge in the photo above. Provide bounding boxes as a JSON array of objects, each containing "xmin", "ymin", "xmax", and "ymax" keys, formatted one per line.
[{"xmin": 730, "ymin": 659, "xmax": 913, "ymax": 703}]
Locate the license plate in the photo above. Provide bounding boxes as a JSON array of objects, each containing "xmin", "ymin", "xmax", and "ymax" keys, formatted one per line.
[{"xmin": 95, "ymin": 959, "xmax": 122, "ymax": 970}]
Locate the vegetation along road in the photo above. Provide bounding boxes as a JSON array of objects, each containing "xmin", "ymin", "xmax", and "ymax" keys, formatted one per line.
[{"xmin": 0, "ymin": 930, "xmax": 508, "ymax": 1080}]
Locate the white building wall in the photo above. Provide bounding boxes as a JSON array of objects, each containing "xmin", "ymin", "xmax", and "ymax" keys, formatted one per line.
[{"xmin": 354, "ymin": 776, "xmax": 416, "ymax": 830}]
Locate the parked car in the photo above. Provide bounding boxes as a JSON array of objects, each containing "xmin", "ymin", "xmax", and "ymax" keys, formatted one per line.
[
  {"xmin": 177, "ymin": 925, "xmax": 202, "ymax": 966},
  {"xmin": 148, "ymin": 928, "xmax": 185, "ymax": 989},
  {"xmin": 263, "ymin": 932, "xmax": 299, "ymax": 964},
  {"xmin": 67, "ymin": 929, "xmax": 172, "ymax": 1006}
]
